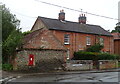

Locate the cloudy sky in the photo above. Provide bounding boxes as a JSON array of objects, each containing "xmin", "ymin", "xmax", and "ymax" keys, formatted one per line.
[{"xmin": 1, "ymin": 0, "xmax": 120, "ymax": 32}]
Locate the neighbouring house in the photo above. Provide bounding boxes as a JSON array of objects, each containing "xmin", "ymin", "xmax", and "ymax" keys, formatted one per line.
[
  {"xmin": 112, "ymin": 32, "xmax": 120, "ymax": 56},
  {"xmin": 14, "ymin": 10, "xmax": 114, "ymax": 70}
]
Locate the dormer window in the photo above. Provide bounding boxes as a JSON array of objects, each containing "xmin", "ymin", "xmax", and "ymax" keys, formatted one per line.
[{"xmin": 64, "ymin": 34, "xmax": 70, "ymax": 44}]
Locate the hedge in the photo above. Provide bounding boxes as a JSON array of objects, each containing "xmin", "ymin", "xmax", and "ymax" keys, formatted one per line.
[{"xmin": 72, "ymin": 51, "xmax": 119, "ymax": 60}]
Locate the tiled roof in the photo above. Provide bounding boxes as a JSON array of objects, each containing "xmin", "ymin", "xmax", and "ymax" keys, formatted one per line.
[
  {"xmin": 111, "ymin": 33, "xmax": 120, "ymax": 39},
  {"xmin": 39, "ymin": 16, "xmax": 112, "ymax": 36}
]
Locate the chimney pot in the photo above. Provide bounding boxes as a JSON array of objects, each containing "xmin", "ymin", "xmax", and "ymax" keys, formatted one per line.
[
  {"xmin": 58, "ymin": 9, "xmax": 65, "ymax": 21},
  {"xmin": 78, "ymin": 14, "xmax": 86, "ymax": 24},
  {"xmin": 84, "ymin": 14, "xmax": 85, "ymax": 17}
]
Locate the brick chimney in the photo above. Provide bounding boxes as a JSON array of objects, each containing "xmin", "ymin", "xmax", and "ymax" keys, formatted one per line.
[
  {"xmin": 78, "ymin": 14, "xmax": 86, "ymax": 24},
  {"xmin": 58, "ymin": 10, "xmax": 65, "ymax": 21}
]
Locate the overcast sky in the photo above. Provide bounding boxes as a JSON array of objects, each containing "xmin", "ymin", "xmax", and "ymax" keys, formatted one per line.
[{"xmin": 1, "ymin": 0, "xmax": 120, "ymax": 32}]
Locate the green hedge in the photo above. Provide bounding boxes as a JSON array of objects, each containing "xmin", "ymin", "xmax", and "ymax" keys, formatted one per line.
[{"xmin": 72, "ymin": 51, "xmax": 119, "ymax": 60}]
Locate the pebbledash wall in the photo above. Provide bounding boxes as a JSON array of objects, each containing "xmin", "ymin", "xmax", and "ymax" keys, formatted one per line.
[{"xmin": 14, "ymin": 49, "xmax": 66, "ymax": 71}]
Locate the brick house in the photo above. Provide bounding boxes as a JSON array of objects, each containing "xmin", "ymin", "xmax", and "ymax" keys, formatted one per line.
[
  {"xmin": 15, "ymin": 10, "xmax": 114, "ymax": 70},
  {"xmin": 31, "ymin": 10, "xmax": 114, "ymax": 59},
  {"xmin": 112, "ymin": 32, "xmax": 120, "ymax": 56}
]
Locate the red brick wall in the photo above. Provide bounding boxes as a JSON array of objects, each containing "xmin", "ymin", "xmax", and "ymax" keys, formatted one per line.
[
  {"xmin": 23, "ymin": 28, "xmax": 66, "ymax": 50},
  {"xmin": 51, "ymin": 30, "xmax": 114, "ymax": 58}
]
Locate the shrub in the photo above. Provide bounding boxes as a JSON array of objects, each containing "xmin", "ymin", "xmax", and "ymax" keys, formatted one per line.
[
  {"xmin": 86, "ymin": 43, "xmax": 104, "ymax": 52},
  {"xmin": 22, "ymin": 30, "xmax": 32, "ymax": 36},
  {"xmin": 73, "ymin": 51, "xmax": 119, "ymax": 60},
  {"xmin": 2, "ymin": 64, "xmax": 13, "ymax": 71},
  {"xmin": 73, "ymin": 51, "xmax": 97, "ymax": 60},
  {"xmin": 97, "ymin": 53, "xmax": 119, "ymax": 60}
]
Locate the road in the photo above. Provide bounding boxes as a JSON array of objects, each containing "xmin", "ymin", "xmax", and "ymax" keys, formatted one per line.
[{"xmin": 3, "ymin": 71, "xmax": 120, "ymax": 84}]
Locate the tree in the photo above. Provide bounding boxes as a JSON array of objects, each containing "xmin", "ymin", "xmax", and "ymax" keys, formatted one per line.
[
  {"xmin": 111, "ymin": 22, "xmax": 120, "ymax": 33},
  {"xmin": 3, "ymin": 29, "xmax": 23, "ymax": 63},
  {"xmin": 2, "ymin": 5, "xmax": 20, "ymax": 42},
  {"xmin": 115, "ymin": 26, "xmax": 120, "ymax": 33},
  {"xmin": 2, "ymin": 5, "xmax": 23, "ymax": 63}
]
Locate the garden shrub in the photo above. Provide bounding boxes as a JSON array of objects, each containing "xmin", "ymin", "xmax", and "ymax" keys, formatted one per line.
[
  {"xmin": 86, "ymin": 43, "xmax": 104, "ymax": 52},
  {"xmin": 73, "ymin": 51, "xmax": 97, "ymax": 60},
  {"xmin": 97, "ymin": 53, "xmax": 117, "ymax": 60},
  {"xmin": 73, "ymin": 51, "xmax": 119, "ymax": 60},
  {"xmin": 2, "ymin": 63, "xmax": 13, "ymax": 71}
]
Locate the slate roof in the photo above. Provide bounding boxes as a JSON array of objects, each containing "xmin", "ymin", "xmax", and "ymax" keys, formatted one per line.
[{"xmin": 39, "ymin": 16, "xmax": 112, "ymax": 36}]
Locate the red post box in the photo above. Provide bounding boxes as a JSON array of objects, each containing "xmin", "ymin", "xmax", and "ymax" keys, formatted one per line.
[{"xmin": 28, "ymin": 54, "xmax": 34, "ymax": 66}]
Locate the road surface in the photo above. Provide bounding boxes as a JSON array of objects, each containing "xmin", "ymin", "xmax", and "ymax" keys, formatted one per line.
[{"xmin": 3, "ymin": 71, "xmax": 120, "ymax": 84}]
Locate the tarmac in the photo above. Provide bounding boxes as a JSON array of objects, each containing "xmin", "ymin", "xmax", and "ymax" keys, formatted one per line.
[{"xmin": 1, "ymin": 68, "xmax": 120, "ymax": 81}]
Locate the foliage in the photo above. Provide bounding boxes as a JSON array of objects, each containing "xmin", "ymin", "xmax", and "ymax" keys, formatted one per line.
[
  {"xmin": 2, "ymin": 5, "xmax": 23, "ymax": 63},
  {"xmin": 72, "ymin": 51, "xmax": 119, "ymax": 60},
  {"xmin": 2, "ymin": 63, "xmax": 13, "ymax": 71},
  {"xmin": 111, "ymin": 24, "xmax": 120, "ymax": 33},
  {"xmin": 118, "ymin": 61, "xmax": 120, "ymax": 68},
  {"xmin": 86, "ymin": 43, "xmax": 104, "ymax": 52},
  {"xmin": 73, "ymin": 51, "xmax": 96, "ymax": 60},
  {"xmin": 98, "ymin": 53, "xmax": 119, "ymax": 60},
  {"xmin": 2, "ymin": 5, "xmax": 20, "ymax": 42},
  {"xmin": 3, "ymin": 29, "xmax": 23, "ymax": 61},
  {"xmin": 22, "ymin": 30, "xmax": 32, "ymax": 36},
  {"xmin": 115, "ymin": 26, "xmax": 120, "ymax": 33}
]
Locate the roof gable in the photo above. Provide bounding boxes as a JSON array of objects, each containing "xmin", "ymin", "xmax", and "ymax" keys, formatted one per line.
[
  {"xmin": 38, "ymin": 16, "xmax": 112, "ymax": 36},
  {"xmin": 23, "ymin": 28, "xmax": 67, "ymax": 50}
]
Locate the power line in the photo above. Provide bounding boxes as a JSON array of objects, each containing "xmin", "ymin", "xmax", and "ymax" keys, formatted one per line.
[
  {"xmin": 35, "ymin": 0, "xmax": 119, "ymax": 21},
  {"xmin": 11, "ymin": 10, "xmax": 37, "ymax": 19}
]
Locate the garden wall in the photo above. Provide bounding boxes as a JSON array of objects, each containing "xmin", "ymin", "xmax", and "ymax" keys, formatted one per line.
[
  {"xmin": 98, "ymin": 60, "xmax": 118, "ymax": 70},
  {"xmin": 13, "ymin": 49, "xmax": 66, "ymax": 71},
  {"xmin": 66, "ymin": 60, "xmax": 93, "ymax": 71},
  {"xmin": 65, "ymin": 60, "xmax": 118, "ymax": 71}
]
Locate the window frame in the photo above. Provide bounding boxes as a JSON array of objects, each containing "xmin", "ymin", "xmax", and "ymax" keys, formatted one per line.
[
  {"xmin": 86, "ymin": 36, "xmax": 91, "ymax": 45},
  {"xmin": 64, "ymin": 34, "xmax": 70, "ymax": 45},
  {"xmin": 99, "ymin": 38, "xmax": 104, "ymax": 45}
]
